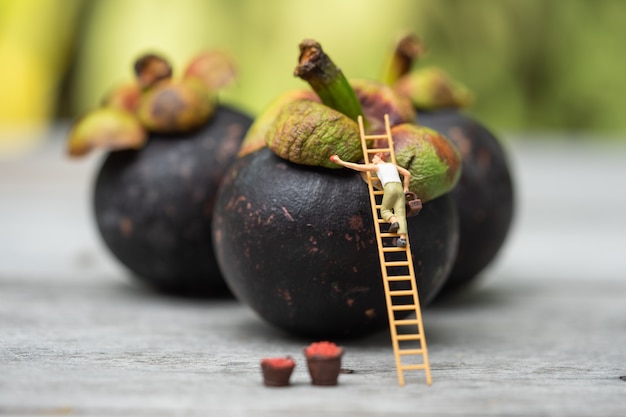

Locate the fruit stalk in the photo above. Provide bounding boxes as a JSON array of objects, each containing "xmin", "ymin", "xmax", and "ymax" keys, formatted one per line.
[
  {"xmin": 294, "ymin": 39, "xmax": 364, "ymax": 124},
  {"xmin": 380, "ymin": 33, "xmax": 425, "ymax": 86},
  {"xmin": 382, "ymin": 34, "xmax": 473, "ymax": 110},
  {"xmin": 134, "ymin": 54, "xmax": 173, "ymax": 89}
]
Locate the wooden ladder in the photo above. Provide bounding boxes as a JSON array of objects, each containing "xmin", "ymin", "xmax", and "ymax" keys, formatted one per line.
[{"xmin": 358, "ymin": 114, "xmax": 432, "ymax": 386}]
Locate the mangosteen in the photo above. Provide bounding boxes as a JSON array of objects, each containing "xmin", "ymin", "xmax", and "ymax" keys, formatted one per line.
[
  {"xmin": 384, "ymin": 34, "xmax": 515, "ymax": 293},
  {"xmin": 68, "ymin": 51, "xmax": 252, "ymax": 295},
  {"xmin": 93, "ymin": 105, "xmax": 251, "ymax": 294},
  {"xmin": 414, "ymin": 108, "xmax": 514, "ymax": 294},
  {"xmin": 212, "ymin": 40, "xmax": 462, "ymax": 337},
  {"xmin": 214, "ymin": 148, "xmax": 458, "ymax": 337}
]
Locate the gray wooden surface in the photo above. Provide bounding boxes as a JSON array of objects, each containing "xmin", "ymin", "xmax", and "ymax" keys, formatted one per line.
[{"xmin": 1, "ymin": 129, "xmax": 625, "ymax": 416}]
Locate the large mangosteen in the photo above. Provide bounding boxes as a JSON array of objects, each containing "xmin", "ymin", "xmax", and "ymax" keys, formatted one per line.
[
  {"xmin": 213, "ymin": 40, "xmax": 462, "ymax": 337},
  {"xmin": 68, "ymin": 51, "xmax": 252, "ymax": 295},
  {"xmin": 213, "ymin": 148, "xmax": 458, "ymax": 337},
  {"xmin": 385, "ymin": 34, "xmax": 515, "ymax": 293}
]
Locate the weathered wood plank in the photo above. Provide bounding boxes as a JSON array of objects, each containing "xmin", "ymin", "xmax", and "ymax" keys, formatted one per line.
[{"xmin": 1, "ymin": 132, "xmax": 625, "ymax": 416}]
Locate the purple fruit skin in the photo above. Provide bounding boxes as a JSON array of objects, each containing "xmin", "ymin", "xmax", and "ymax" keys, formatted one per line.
[
  {"xmin": 418, "ymin": 109, "xmax": 515, "ymax": 294},
  {"xmin": 94, "ymin": 105, "xmax": 253, "ymax": 295},
  {"xmin": 213, "ymin": 148, "xmax": 459, "ymax": 337}
]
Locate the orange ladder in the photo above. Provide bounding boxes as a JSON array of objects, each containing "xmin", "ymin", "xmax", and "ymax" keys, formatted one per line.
[{"xmin": 358, "ymin": 114, "xmax": 432, "ymax": 386}]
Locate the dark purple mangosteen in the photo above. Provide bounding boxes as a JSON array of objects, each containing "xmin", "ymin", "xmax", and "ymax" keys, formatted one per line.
[
  {"xmin": 213, "ymin": 148, "xmax": 459, "ymax": 337},
  {"xmin": 417, "ymin": 108, "xmax": 514, "ymax": 294},
  {"xmin": 68, "ymin": 51, "xmax": 252, "ymax": 295},
  {"xmin": 384, "ymin": 33, "xmax": 515, "ymax": 294},
  {"xmin": 94, "ymin": 105, "xmax": 252, "ymax": 295}
]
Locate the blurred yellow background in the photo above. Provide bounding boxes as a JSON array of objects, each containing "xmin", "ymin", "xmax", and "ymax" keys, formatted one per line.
[{"xmin": 1, "ymin": 0, "xmax": 625, "ymax": 156}]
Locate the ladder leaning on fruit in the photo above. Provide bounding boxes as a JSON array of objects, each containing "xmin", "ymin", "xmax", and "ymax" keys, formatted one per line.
[{"xmin": 331, "ymin": 114, "xmax": 431, "ymax": 386}]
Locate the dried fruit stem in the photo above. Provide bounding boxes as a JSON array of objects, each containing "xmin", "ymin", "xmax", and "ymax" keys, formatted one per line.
[
  {"xmin": 134, "ymin": 54, "xmax": 173, "ymax": 89},
  {"xmin": 380, "ymin": 33, "xmax": 425, "ymax": 85},
  {"xmin": 294, "ymin": 40, "xmax": 364, "ymax": 123}
]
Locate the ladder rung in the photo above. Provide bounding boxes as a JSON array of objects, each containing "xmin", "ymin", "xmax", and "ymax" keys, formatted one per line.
[
  {"xmin": 384, "ymin": 261, "xmax": 410, "ymax": 267},
  {"xmin": 396, "ymin": 334, "xmax": 423, "ymax": 341},
  {"xmin": 366, "ymin": 147, "xmax": 391, "ymax": 153},
  {"xmin": 394, "ymin": 319, "xmax": 420, "ymax": 326},
  {"xmin": 391, "ymin": 304, "xmax": 417, "ymax": 311},
  {"xmin": 382, "ymin": 247, "xmax": 407, "ymax": 253},
  {"xmin": 389, "ymin": 290, "xmax": 414, "ymax": 297},
  {"xmin": 372, "ymin": 190, "xmax": 384, "ymax": 195},
  {"xmin": 401, "ymin": 364, "xmax": 427, "ymax": 371},
  {"xmin": 363, "ymin": 134, "xmax": 390, "ymax": 139},
  {"xmin": 398, "ymin": 348, "xmax": 424, "ymax": 355},
  {"xmin": 385, "ymin": 275, "xmax": 413, "ymax": 281}
]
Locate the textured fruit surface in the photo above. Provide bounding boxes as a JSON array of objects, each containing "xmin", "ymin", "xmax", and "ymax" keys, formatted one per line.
[
  {"xmin": 94, "ymin": 105, "xmax": 252, "ymax": 295},
  {"xmin": 213, "ymin": 148, "xmax": 459, "ymax": 337}
]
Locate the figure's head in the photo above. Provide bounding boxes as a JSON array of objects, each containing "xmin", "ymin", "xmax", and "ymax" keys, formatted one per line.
[{"xmin": 372, "ymin": 153, "xmax": 387, "ymax": 163}]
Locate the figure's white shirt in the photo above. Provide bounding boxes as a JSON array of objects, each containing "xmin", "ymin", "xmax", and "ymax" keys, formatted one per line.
[{"xmin": 377, "ymin": 163, "xmax": 401, "ymax": 187}]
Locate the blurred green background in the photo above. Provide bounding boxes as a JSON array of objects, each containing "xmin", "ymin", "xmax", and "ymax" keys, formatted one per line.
[{"xmin": 1, "ymin": 0, "xmax": 625, "ymax": 155}]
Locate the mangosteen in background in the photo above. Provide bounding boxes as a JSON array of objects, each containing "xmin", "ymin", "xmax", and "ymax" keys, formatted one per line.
[
  {"xmin": 384, "ymin": 33, "xmax": 515, "ymax": 294},
  {"xmin": 93, "ymin": 105, "xmax": 251, "ymax": 295},
  {"xmin": 414, "ymin": 108, "xmax": 514, "ymax": 294},
  {"xmin": 213, "ymin": 40, "xmax": 462, "ymax": 337},
  {"xmin": 68, "ymin": 51, "xmax": 253, "ymax": 295}
]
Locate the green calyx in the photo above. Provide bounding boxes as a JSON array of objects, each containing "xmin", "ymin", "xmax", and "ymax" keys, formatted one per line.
[
  {"xmin": 66, "ymin": 50, "xmax": 236, "ymax": 157},
  {"xmin": 250, "ymin": 37, "xmax": 462, "ymax": 204},
  {"xmin": 266, "ymin": 99, "xmax": 361, "ymax": 169},
  {"xmin": 67, "ymin": 107, "xmax": 147, "ymax": 157},
  {"xmin": 390, "ymin": 123, "xmax": 462, "ymax": 202},
  {"xmin": 381, "ymin": 32, "xmax": 474, "ymax": 111},
  {"xmin": 350, "ymin": 79, "xmax": 415, "ymax": 133},
  {"xmin": 394, "ymin": 67, "xmax": 474, "ymax": 111},
  {"xmin": 136, "ymin": 78, "xmax": 216, "ymax": 134},
  {"xmin": 256, "ymin": 39, "xmax": 415, "ymax": 167},
  {"xmin": 239, "ymin": 89, "xmax": 319, "ymax": 158},
  {"xmin": 244, "ymin": 40, "xmax": 369, "ymax": 166}
]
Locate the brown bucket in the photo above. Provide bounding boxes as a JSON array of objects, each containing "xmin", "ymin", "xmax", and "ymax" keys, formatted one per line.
[{"xmin": 405, "ymin": 192, "xmax": 422, "ymax": 217}]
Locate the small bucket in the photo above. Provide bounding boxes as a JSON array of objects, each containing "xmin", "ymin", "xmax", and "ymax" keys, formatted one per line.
[{"xmin": 305, "ymin": 350, "xmax": 344, "ymax": 386}]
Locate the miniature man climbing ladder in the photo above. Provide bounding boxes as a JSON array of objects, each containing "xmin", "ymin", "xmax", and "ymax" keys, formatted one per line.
[
  {"xmin": 330, "ymin": 152, "xmax": 411, "ymax": 247},
  {"xmin": 330, "ymin": 114, "xmax": 432, "ymax": 386}
]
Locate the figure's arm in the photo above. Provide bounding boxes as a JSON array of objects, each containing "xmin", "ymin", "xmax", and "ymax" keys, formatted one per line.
[
  {"xmin": 330, "ymin": 155, "xmax": 378, "ymax": 173},
  {"xmin": 396, "ymin": 165, "xmax": 411, "ymax": 193}
]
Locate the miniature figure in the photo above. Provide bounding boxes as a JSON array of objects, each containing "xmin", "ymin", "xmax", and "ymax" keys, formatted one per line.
[{"xmin": 330, "ymin": 153, "xmax": 411, "ymax": 246}]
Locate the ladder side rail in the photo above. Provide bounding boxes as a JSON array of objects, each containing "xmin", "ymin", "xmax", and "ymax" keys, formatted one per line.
[
  {"xmin": 402, "ymin": 240, "xmax": 432, "ymax": 385},
  {"xmin": 359, "ymin": 115, "xmax": 394, "ymax": 297},
  {"xmin": 384, "ymin": 114, "xmax": 397, "ymax": 165}
]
